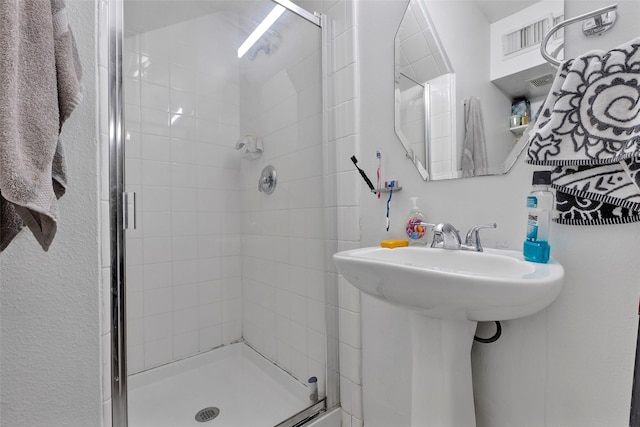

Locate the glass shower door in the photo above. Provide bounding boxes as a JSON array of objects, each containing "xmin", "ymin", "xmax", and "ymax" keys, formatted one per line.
[{"xmin": 112, "ymin": 0, "xmax": 333, "ymax": 425}]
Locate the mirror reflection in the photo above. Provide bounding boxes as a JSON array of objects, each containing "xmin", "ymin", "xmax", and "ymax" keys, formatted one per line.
[{"xmin": 394, "ymin": 0, "xmax": 564, "ymax": 180}]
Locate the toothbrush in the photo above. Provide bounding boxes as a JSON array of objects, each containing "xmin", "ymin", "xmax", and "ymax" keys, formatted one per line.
[
  {"xmin": 350, "ymin": 155, "xmax": 376, "ymax": 193},
  {"xmin": 386, "ymin": 181, "xmax": 394, "ymax": 231},
  {"xmin": 376, "ymin": 150, "xmax": 382, "ymax": 199}
]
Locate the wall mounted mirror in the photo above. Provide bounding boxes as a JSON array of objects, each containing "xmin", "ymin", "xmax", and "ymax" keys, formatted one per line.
[{"xmin": 395, "ymin": 0, "xmax": 564, "ymax": 180}]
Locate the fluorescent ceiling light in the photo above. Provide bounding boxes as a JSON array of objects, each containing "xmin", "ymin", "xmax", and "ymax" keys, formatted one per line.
[{"xmin": 237, "ymin": 4, "xmax": 286, "ymax": 59}]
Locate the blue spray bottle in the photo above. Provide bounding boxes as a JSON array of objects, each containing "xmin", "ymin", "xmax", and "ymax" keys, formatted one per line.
[{"xmin": 523, "ymin": 171, "xmax": 553, "ymax": 263}]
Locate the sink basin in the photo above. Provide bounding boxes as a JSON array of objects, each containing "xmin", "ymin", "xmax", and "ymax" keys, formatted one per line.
[
  {"xmin": 333, "ymin": 246, "xmax": 564, "ymax": 321},
  {"xmin": 333, "ymin": 245, "xmax": 564, "ymax": 427}
]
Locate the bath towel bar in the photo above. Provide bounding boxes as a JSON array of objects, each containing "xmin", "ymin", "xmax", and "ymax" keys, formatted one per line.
[{"xmin": 541, "ymin": 3, "xmax": 618, "ymax": 66}]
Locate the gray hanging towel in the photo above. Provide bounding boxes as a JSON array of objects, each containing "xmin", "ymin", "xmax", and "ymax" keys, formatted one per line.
[
  {"xmin": 526, "ymin": 37, "xmax": 640, "ymax": 225},
  {"xmin": 0, "ymin": 0, "xmax": 82, "ymax": 251},
  {"xmin": 460, "ymin": 96, "xmax": 488, "ymax": 178}
]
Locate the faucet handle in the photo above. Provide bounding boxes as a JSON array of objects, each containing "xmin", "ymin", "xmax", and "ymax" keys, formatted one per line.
[{"xmin": 464, "ymin": 223, "xmax": 497, "ymax": 252}]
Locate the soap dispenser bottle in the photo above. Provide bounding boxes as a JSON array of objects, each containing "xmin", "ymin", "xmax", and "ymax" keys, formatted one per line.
[
  {"xmin": 406, "ymin": 197, "xmax": 427, "ymax": 245},
  {"xmin": 523, "ymin": 170, "xmax": 553, "ymax": 263}
]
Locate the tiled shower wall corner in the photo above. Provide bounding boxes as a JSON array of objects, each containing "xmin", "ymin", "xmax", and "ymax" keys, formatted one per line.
[{"xmin": 98, "ymin": 1, "xmax": 364, "ymax": 426}]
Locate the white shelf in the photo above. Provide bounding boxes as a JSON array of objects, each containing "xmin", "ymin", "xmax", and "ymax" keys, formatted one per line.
[{"xmin": 509, "ymin": 124, "xmax": 529, "ymax": 140}]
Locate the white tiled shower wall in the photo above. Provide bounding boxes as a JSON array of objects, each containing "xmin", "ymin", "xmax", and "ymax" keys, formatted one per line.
[
  {"xmin": 399, "ymin": 83, "xmax": 426, "ymax": 160},
  {"xmin": 98, "ymin": 1, "xmax": 364, "ymax": 426},
  {"xmin": 428, "ymin": 74, "xmax": 454, "ymax": 179},
  {"xmin": 122, "ymin": 13, "xmax": 243, "ymax": 374},
  {"xmin": 238, "ymin": 12, "xmax": 327, "ymax": 393},
  {"xmin": 397, "ymin": 74, "xmax": 453, "ymax": 180}
]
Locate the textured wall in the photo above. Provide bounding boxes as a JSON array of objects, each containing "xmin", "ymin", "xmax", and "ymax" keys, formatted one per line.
[
  {"xmin": 0, "ymin": 1, "xmax": 101, "ymax": 426},
  {"xmin": 357, "ymin": 0, "xmax": 640, "ymax": 426}
]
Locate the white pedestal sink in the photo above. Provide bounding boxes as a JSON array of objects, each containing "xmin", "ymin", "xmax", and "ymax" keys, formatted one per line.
[{"xmin": 333, "ymin": 246, "xmax": 564, "ymax": 427}]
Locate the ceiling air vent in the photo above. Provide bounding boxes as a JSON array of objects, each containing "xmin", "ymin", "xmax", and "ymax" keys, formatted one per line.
[{"xmin": 528, "ymin": 74, "xmax": 554, "ymax": 88}]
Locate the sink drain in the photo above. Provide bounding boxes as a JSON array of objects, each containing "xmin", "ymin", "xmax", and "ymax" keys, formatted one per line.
[{"xmin": 195, "ymin": 407, "xmax": 220, "ymax": 423}]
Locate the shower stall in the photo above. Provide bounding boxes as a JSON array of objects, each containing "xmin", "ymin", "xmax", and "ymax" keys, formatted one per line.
[{"xmin": 108, "ymin": 1, "xmax": 339, "ymax": 425}]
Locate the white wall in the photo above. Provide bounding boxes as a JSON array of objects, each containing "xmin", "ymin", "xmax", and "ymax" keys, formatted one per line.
[
  {"xmin": 356, "ymin": 0, "xmax": 640, "ymax": 426},
  {"xmin": 0, "ymin": 1, "xmax": 102, "ymax": 426},
  {"xmin": 0, "ymin": 236, "xmax": 1, "ymax": 424}
]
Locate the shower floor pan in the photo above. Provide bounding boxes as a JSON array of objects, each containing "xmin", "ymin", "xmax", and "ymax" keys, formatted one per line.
[{"xmin": 128, "ymin": 342, "xmax": 312, "ymax": 427}]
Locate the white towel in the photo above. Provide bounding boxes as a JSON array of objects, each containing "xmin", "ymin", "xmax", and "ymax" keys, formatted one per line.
[
  {"xmin": 0, "ymin": 0, "xmax": 82, "ymax": 251},
  {"xmin": 461, "ymin": 96, "xmax": 488, "ymax": 178}
]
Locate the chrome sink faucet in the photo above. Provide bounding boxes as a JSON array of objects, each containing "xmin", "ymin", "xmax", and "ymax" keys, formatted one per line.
[
  {"xmin": 431, "ymin": 223, "xmax": 462, "ymax": 250},
  {"xmin": 431, "ymin": 222, "xmax": 497, "ymax": 252}
]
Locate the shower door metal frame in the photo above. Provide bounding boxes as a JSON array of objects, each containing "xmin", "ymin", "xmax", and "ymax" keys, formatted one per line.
[
  {"xmin": 108, "ymin": 0, "xmax": 128, "ymax": 426},
  {"xmin": 273, "ymin": 0, "xmax": 321, "ymax": 26},
  {"xmin": 108, "ymin": 1, "xmax": 338, "ymax": 426}
]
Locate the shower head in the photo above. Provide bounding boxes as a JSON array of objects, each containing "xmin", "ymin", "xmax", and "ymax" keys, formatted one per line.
[
  {"xmin": 238, "ymin": 4, "xmax": 285, "ymax": 59},
  {"xmin": 247, "ymin": 40, "xmax": 272, "ymax": 61},
  {"xmin": 235, "ymin": 140, "xmax": 246, "ymax": 150},
  {"xmin": 245, "ymin": 28, "xmax": 282, "ymax": 61},
  {"xmin": 235, "ymin": 136, "xmax": 263, "ymax": 160}
]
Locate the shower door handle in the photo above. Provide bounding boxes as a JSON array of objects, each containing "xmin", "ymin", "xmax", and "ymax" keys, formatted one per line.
[{"xmin": 123, "ymin": 192, "xmax": 137, "ymax": 230}]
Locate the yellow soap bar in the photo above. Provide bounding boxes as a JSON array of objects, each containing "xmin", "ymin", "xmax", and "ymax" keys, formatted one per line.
[{"xmin": 380, "ymin": 239, "xmax": 409, "ymax": 248}]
